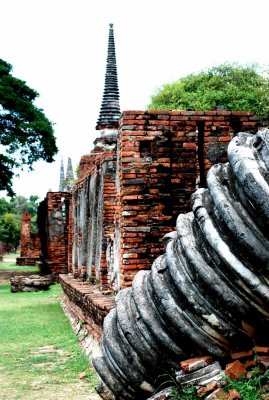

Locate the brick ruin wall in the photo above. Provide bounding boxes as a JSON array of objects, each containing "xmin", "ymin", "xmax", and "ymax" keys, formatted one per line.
[
  {"xmin": 15, "ymin": 109, "xmax": 256, "ymax": 342},
  {"xmin": 38, "ymin": 192, "xmax": 71, "ymax": 274},
  {"xmin": 71, "ymin": 148, "xmax": 118, "ymax": 287},
  {"xmin": 68, "ymin": 110, "xmax": 260, "ymax": 294},
  {"xmin": 15, "ymin": 110, "xmax": 259, "ymax": 276},
  {"xmin": 15, "ymin": 193, "xmax": 72, "ymax": 271},
  {"xmin": 16, "ymin": 211, "xmax": 41, "ymax": 266}
]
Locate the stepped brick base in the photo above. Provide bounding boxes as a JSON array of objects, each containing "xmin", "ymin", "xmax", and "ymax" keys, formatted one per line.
[
  {"xmin": 59, "ymin": 274, "xmax": 115, "ymax": 343},
  {"xmin": 16, "ymin": 256, "xmax": 40, "ymax": 266},
  {"xmin": 38, "ymin": 261, "xmax": 68, "ymax": 275}
]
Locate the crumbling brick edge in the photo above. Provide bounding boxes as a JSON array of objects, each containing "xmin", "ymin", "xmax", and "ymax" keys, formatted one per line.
[
  {"xmin": 59, "ymin": 274, "xmax": 115, "ymax": 357},
  {"xmin": 61, "ymin": 294, "xmax": 100, "ymax": 357}
]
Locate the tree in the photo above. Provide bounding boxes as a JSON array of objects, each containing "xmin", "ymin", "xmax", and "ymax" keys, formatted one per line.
[
  {"xmin": 0, "ymin": 195, "xmax": 39, "ymax": 250},
  {"xmin": 0, "ymin": 213, "xmax": 21, "ymax": 251},
  {"xmin": 9, "ymin": 195, "xmax": 39, "ymax": 216},
  {"xmin": 0, "ymin": 198, "xmax": 9, "ymax": 215},
  {"xmin": 0, "ymin": 59, "xmax": 58, "ymax": 195},
  {"xmin": 9, "ymin": 195, "xmax": 39, "ymax": 234},
  {"xmin": 148, "ymin": 63, "xmax": 269, "ymax": 122}
]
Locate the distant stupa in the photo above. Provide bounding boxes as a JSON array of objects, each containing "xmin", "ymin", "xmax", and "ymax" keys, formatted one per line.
[
  {"xmin": 66, "ymin": 157, "xmax": 74, "ymax": 181},
  {"xmin": 59, "ymin": 157, "xmax": 75, "ymax": 192},
  {"xmin": 59, "ymin": 158, "xmax": 65, "ymax": 191}
]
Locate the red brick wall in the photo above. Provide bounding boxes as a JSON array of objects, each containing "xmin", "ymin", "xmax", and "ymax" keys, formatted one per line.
[
  {"xmin": 19, "ymin": 211, "xmax": 41, "ymax": 259},
  {"xmin": 69, "ymin": 110, "xmax": 260, "ymax": 290},
  {"xmin": 38, "ymin": 192, "xmax": 71, "ymax": 274},
  {"xmin": 71, "ymin": 148, "xmax": 118, "ymax": 288},
  {"xmin": 117, "ymin": 110, "xmax": 259, "ymax": 287},
  {"xmin": 119, "ymin": 111, "xmax": 197, "ymax": 286},
  {"xmin": 20, "ymin": 212, "xmax": 31, "ymax": 257},
  {"xmin": 67, "ymin": 195, "xmax": 74, "ymax": 273},
  {"xmin": 78, "ymin": 150, "xmax": 103, "ymax": 181},
  {"xmin": 59, "ymin": 109, "xmax": 260, "ymax": 349}
]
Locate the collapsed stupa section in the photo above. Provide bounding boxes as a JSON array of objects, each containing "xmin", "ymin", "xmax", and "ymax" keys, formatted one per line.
[{"xmin": 92, "ymin": 129, "xmax": 269, "ymax": 399}]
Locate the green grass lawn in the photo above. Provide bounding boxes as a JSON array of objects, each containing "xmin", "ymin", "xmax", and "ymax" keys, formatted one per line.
[
  {"xmin": 0, "ymin": 252, "xmax": 39, "ymax": 272},
  {"xmin": 0, "ymin": 257, "xmax": 99, "ymax": 400}
]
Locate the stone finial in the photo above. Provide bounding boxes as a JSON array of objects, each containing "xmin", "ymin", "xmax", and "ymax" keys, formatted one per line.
[{"xmin": 96, "ymin": 23, "xmax": 121, "ymax": 130}]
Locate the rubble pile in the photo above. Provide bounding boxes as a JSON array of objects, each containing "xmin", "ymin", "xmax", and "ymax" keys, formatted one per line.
[
  {"xmin": 150, "ymin": 347, "xmax": 269, "ymax": 400},
  {"xmin": 10, "ymin": 275, "xmax": 52, "ymax": 292}
]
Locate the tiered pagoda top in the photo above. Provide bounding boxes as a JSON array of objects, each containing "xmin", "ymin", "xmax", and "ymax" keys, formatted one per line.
[{"xmin": 96, "ymin": 24, "xmax": 121, "ymax": 130}]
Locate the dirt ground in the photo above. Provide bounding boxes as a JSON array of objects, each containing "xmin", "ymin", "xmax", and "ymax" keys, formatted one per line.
[{"xmin": 0, "ymin": 377, "xmax": 101, "ymax": 400}]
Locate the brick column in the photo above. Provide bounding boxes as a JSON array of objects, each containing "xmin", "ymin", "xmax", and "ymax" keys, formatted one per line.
[{"xmin": 20, "ymin": 211, "xmax": 32, "ymax": 257}]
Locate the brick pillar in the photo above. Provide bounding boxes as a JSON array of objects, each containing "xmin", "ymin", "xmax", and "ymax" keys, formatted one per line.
[{"xmin": 20, "ymin": 211, "xmax": 32, "ymax": 257}]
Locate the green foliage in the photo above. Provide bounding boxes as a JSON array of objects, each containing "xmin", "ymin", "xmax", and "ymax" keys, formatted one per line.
[
  {"xmin": 9, "ymin": 194, "xmax": 39, "ymax": 216},
  {"xmin": 0, "ymin": 197, "xmax": 9, "ymax": 215},
  {"xmin": 225, "ymin": 366, "xmax": 269, "ymax": 400},
  {"xmin": 148, "ymin": 63, "xmax": 269, "ymax": 122},
  {"xmin": 62, "ymin": 177, "xmax": 77, "ymax": 191},
  {"xmin": 169, "ymin": 385, "xmax": 199, "ymax": 400},
  {"xmin": 0, "ymin": 59, "xmax": 58, "ymax": 195},
  {"xmin": 167, "ymin": 365, "xmax": 269, "ymax": 400},
  {"xmin": 0, "ymin": 212, "xmax": 20, "ymax": 249},
  {"xmin": 0, "ymin": 195, "xmax": 39, "ymax": 248},
  {"xmin": 153, "ymin": 373, "xmax": 199, "ymax": 400}
]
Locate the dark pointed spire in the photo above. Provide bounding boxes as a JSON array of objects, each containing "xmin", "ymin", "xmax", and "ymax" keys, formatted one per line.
[
  {"xmin": 66, "ymin": 157, "xmax": 74, "ymax": 181},
  {"xmin": 96, "ymin": 23, "xmax": 121, "ymax": 130},
  {"xmin": 59, "ymin": 158, "xmax": 65, "ymax": 191}
]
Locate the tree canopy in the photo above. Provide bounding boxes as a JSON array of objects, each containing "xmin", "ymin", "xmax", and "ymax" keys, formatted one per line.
[
  {"xmin": 0, "ymin": 195, "xmax": 39, "ymax": 251},
  {"xmin": 0, "ymin": 59, "xmax": 58, "ymax": 195},
  {"xmin": 148, "ymin": 63, "xmax": 269, "ymax": 122},
  {"xmin": 0, "ymin": 213, "xmax": 21, "ymax": 250}
]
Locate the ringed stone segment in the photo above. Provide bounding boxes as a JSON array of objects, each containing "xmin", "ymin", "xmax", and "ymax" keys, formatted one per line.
[{"xmin": 93, "ymin": 130, "xmax": 269, "ymax": 399}]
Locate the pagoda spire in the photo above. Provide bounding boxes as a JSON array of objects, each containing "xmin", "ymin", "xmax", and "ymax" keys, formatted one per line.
[
  {"xmin": 66, "ymin": 157, "xmax": 74, "ymax": 181},
  {"xmin": 96, "ymin": 23, "xmax": 121, "ymax": 130},
  {"xmin": 59, "ymin": 158, "xmax": 65, "ymax": 191}
]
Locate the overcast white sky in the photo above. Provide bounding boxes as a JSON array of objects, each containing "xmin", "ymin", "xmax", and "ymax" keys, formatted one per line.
[{"xmin": 1, "ymin": 0, "xmax": 269, "ymax": 200}]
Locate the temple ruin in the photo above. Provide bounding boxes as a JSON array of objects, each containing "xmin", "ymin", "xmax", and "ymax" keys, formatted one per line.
[
  {"xmin": 93, "ymin": 130, "xmax": 269, "ymax": 399},
  {"xmin": 16, "ymin": 24, "xmax": 269, "ymax": 399}
]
